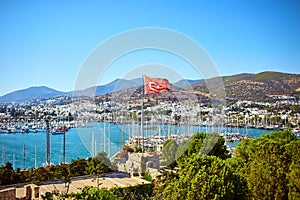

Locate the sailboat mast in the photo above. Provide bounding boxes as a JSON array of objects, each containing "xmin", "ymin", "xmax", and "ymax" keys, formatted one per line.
[
  {"xmin": 91, "ymin": 131, "xmax": 95, "ymax": 157},
  {"xmin": 2, "ymin": 146, "xmax": 5, "ymax": 166},
  {"xmin": 141, "ymin": 75, "xmax": 145, "ymax": 152},
  {"xmin": 23, "ymin": 143, "xmax": 26, "ymax": 169},
  {"xmin": 108, "ymin": 124, "xmax": 111, "ymax": 157},
  {"xmin": 46, "ymin": 119, "xmax": 50, "ymax": 164},
  {"xmin": 34, "ymin": 146, "xmax": 37, "ymax": 168},
  {"xmin": 63, "ymin": 121, "xmax": 66, "ymax": 163},
  {"xmin": 12, "ymin": 154, "xmax": 15, "ymax": 169},
  {"xmin": 104, "ymin": 119, "xmax": 106, "ymax": 153}
]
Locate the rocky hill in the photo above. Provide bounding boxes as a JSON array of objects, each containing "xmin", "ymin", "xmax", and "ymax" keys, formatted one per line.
[
  {"xmin": 94, "ymin": 83, "xmax": 211, "ymax": 106},
  {"xmin": 192, "ymin": 71, "xmax": 300, "ymax": 102},
  {"xmin": 0, "ymin": 86, "xmax": 68, "ymax": 103},
  {"xmin": 99, "ymin": 71, "xmax": 300, "ymax": 104},
  {"xmin": 1, "ymin": 71, "xmax": 298, "ymax": 104}
]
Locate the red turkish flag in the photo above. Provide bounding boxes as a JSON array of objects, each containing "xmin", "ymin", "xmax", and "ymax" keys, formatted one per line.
[{"xmin": 144, "ymin": 76, "xmax": 170, "ymax": 94}]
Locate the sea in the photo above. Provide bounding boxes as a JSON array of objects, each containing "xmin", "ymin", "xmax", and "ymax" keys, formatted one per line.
[{"xmin": 0, "ymin": 122, "xmax": 275, "ymax": 170}]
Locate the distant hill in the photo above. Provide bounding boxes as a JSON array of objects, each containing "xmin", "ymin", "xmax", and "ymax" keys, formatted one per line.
[
  {"xmin": 96, "ymin": 78, "xmax": 142, "ymax": 96},
  {"xmin": 74, "ymin": 78, "xmax": 203, "ymax": 97},
  {"xmin": 1, "ymin": 72, "xmax": 299, "ymax": 103},
  {"xmin": 174, "ymin": 79, "xmax": 203, "ymax": 88},
  {"xmin": 0, "ymin": 86, "xmax": 67, "ymax": 103},
  {"xmin": 98, "ymin": 82, "xmax": 210, "ymax": 105},
  {"xmin": 73, "ymin": 78, "xmax": 143, "ymax": 97},
  {"xmin": 0, "ymin": 78, "xmax": 144, "ymax": 103},
  {"xmin": 192, "ymin": 71, "xmax": 300, "ymax": 101},
  {"xmin": 104, "ymin": 71, "xmax": 300, "ymax": 104}
]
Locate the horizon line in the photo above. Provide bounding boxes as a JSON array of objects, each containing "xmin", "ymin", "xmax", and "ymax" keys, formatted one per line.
[{"xmin": 1, "ymin": 70, "xmax": 299, "ymax": 97}]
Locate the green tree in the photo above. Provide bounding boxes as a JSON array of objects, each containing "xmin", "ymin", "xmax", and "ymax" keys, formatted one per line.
[
  {"xmin": 112, "ymin": 183, "xmax": 154, "ymax": 200},
  {"xmin": 13, "ymin": 168, "xmax": 28, "ymax": 183},
  {"xmin": 94, "ymin": 151, "xmax": 114, "ymax": 171},
  {"xmin": 56, "ymin": 163, "xmax": 70, "ymax": 180},
  {"xmin": 286, "ymin": 140, "xmax": 300, "ymax": 199},
  {"xmin": 0, "ymin": 162, "xmax": 13, "ymax": 185},
  {"xmin": 162, "ymin": 139, "xmax": 178, "ymax": 169},
  {"xmin": 235, "ymin": 130, "xmax": 300, "ymax": 199},
  {"xmin": 69, "ymin": 158, "xmax": 88, "ymax": 177},
  {"xmin": 155, "ymin": 156, "xmax": 248, "ymax": 200},
  {"xmin": 240, "ymin": 141, "xmax": 289, "ymax": 199},
  {"xmin": 288, "ymin": 160, "xmax": 300, "ymax": 200},
  {"xmin": 86, "ymin": 151, "xmax": 114, "ymax": 190},
  {"xmin": 34, "ymin": 167, "xmax": 49, "ymax": 184},
  {"xmin": 71, "ymin": 186, "xmax": 119, "ymax": 200},
  {"xmin": 155, "ymin": 132, "xmax": 246, "ymax": 200},
  {"xmin": 176, "ymin": 132, "xmax": 230, "ymax": 165}
]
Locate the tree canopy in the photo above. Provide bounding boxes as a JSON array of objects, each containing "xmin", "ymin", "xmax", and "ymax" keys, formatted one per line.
[
  {"xmin": 161, "ymin": 139, "xmax": 178, "ymax": 169},
  {"xmin": 155, "ymin": 155, "xmax": 248, "ymax": 200},
  {"xmin": 2, "ymin": 130, "xmax": 299, "ymax": 200},
  {"xmin": 155, "ymin": 130, "xmax": 300, "ymax": 200},
  {"xmin": 155, "ymin": 132, "xmax": 246, "ymax": 199},
  {"xmin": 0, "ymin": 151, "xmax": 113, "ymax": 186},
  {"xmin": 235, "ymin": 130, "xmax": 300, "ymax": 200}
]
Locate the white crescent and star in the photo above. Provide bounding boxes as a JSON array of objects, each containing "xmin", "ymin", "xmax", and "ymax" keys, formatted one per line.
[{"xmin": 148, "ymin": 81, "xmax": 168, "ymax": 92}]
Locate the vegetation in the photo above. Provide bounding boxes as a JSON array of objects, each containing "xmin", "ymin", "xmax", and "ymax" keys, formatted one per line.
[
  {"xmin": 193, "ymin": 71, "xmax": 300, "ymax": 101},
  {"xmin": 67, "ymin": 186, "xmax": 119, "ymax": 200},
  {"xmin": 235, "ymin": 129, "xmax": 300, "ymax": 199},
  {"xmin": 175, "ymin": 132, "xmax": 230, "ymax": 162},
  {"xmin": 1, "ymin": 131, "xmax": 299, "ymax": 200},
  {"xmin": 155, "ymin": 132, "xmax": 246, "ymax": 199},
  {"xmin": 42, "ymin": 184, "xmax": 154, "ymax": 200},
  {"xmin": 161, "ymin": 139, "xmax": 178, "ymax": 169},
  {"xmin": 0, "ymin": 151, "xmax": 113, "ymax": 186},
  {"xmin": 144, "ymin": 170, "xmax": 153, "ymax": 182},
  {"xmin": 155, "ymin": 130, "xmax": 299, "ymax": 199},
  {"xmin": 155, "ymin": 156, "xmax": 248, "ymax": 200}
]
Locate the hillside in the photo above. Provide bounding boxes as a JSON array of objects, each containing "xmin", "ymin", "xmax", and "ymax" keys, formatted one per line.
[
  {"xmin": 0, "ymin": 78, "xmax": 203, "ymax": 103},
  {"xmin": 173, "ymin": 79, "xmax": 203, "ymax": 88},
  {"xmin": 0, "ymin": 86, "xmax": 67, "ymax": 103},
  {"xmin": 1, "ymin": 72, "xmax": 299, "ymax": 104},
  {"xmin": 73, "ymin": 78, "xmax": 142, "ymax": 97},
  {"xmin": 100, "ymin": 71, "xmax": 300, "ymax": 104},
  {"xmin": 192, "ymin": 71, "xmax": 300, "ymax": 101},
  {"xmin": 96, "ymin": 83, "xmax": 210, "ymax": 105}
]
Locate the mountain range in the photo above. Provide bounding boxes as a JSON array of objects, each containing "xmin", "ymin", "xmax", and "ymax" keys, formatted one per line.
[
  {"xmin": 192, "ymin": 71, "xmax": 300, "ymax": 101},
  {"xmin": 0, "ymin": 86, "xmax": 68, "ymax": 103},
  {"xmin": 0, "ymin": 78, "xmax": 202, "ymax": 103},
  {"xmin": 73, "ymin": 78, "xmax": 143, "ymax": 97},
  {"xmin": 0, "ymin": 71, "xmax": 299, "ymax": 103}
]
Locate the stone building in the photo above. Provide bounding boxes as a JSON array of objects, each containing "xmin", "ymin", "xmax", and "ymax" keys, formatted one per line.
[
  {"xmin": 0, "ymin": 184, "xmax": 39, "ymax": 200},
  {"xmin": 115, "ymin": 152, "xmax": 160, "ymax": 174}
]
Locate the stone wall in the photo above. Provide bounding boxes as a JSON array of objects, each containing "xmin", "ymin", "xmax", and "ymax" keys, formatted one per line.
[
  {"xmin": 0, "ymin": 188, "xmax": 16, "ymax": 200},
  {"xmin": 0, "ymin": 184, "xmax": 40, "ymax": 200},
  {"xmin": 123, "ymin": 152, "xmax": 160, "ymax": 173}
]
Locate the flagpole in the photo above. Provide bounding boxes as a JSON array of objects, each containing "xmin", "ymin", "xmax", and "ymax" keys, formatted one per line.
[{"xmin": 141, "ymin": 75, "xmax": 145, "ymax": 153}]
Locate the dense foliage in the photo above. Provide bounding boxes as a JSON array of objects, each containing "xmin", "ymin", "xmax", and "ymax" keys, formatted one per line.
[
  {"xmin": 156, "ymin": 131, "xmax": 300, "ymax": 200},
  {"xmin": 156, "ymin": 132, "xmax": 246, "ymax": 200},
  {"xmin": 235, "ymin": 130, "xmax": 300, "ymax": 199},
  {"xmin": 175, "ymin": 132, "xmax": 230, "ymax": 163},
  {"xmin": 42, "ymin": 184, "xmax": 154, "ymax": 200},
  {"xmin": 2, "ymin": 131, "xmax": 299, "ymax": 200},
  {"xmin": 0, "ymin": 151, "xmax": 113, "ymax": 186},
  {"xmin": 161, "ymin": 139, "xmax": 178, "ymax": 168},
  {"xmin": 155, "ymin": 156, "xmax": 248, "ymax": 200}
]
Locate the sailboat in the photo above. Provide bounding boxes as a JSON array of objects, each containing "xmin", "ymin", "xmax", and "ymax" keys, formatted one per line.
[{"xmin": 51, "ymin": 126, "xmax": 69, "ymax": 135}]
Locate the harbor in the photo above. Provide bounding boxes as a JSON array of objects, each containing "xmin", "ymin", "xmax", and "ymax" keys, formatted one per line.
[{"xmin": 0, "ymin": 121, "xmax": 279, "ymax": 170}]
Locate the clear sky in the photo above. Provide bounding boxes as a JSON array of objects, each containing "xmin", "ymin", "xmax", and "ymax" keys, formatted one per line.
[{"xmin": 0, "ymin": 0, "xmax": 299, "ymax": 96}]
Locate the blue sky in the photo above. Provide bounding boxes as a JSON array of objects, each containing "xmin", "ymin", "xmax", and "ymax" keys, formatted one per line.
[{"xmin": 0, "ymin": 0, "xmax": 299, "ymax": 96}]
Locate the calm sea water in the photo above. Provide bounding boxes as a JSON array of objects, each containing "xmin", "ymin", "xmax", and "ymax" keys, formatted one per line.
[{"xmin": 0, "ymin": 122, "xmax": 274, "ymax": 169}]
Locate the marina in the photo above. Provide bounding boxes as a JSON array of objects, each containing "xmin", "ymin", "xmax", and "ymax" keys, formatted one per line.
[{"xmin": 0, "ymin": 121, "xmax": 277, "ymax": 170}]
